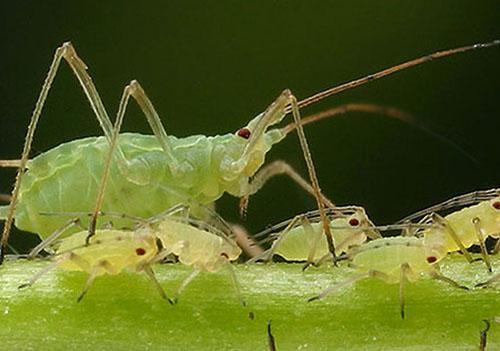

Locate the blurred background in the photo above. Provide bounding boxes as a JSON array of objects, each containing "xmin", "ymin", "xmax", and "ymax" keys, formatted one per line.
[{"xmin": 1, "ymin": 1, "xmax": 499, "ymax": 252}]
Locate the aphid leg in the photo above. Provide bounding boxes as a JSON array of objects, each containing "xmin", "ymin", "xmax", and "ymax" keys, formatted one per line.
[
  {"xmin": 267, "ymin": 320, "xmax": 277, "ymax": 351},
  {"xmin": 399, "ymin": 263, "xmax": 412, "ymax": 319},
  {"xmin": 432, "ymin": 213, "xmax": 475, "ymax": 263},
  {"xmin": 142, "ymin": 265, "xmax": 174, "ymax": 304},
  {"xmin": 479, "ymin": 319, "xmax": 490, "ymax": 351},
  {"xmin": 240, "ymin": 160, "xmax": 334, "ymax": 216},
  {"xmin": 303, "ymin": 216, "xmax": 324, "ymax": 270},
  {"xmin": 472, "ymin": 217, "xmax": 493, "ymax": 272},
  {"xmin": 308, "ymin": 272, "xmax": 372, "ymax": 302},
  {"xmin": 77, "ymin": 260, "xmax": 113, "ymax": 302},
  {"xmin": 285, "ymin": 90, "xmax": 337, "ymax": 265},
  {"xmin": 87, "ymin": 77, "xmax": 187, "ymax": 241},
  {"xmin": 0, "ymin": 42, "xmax": 122, "ymax": 263},
  {"xmin": 18, "ymin": 257, "xmax": 66, "ymax": 290},
  {"xmin": 248, "ymin": 215, "xmax": 304, "ymax": 263},
  {"xmin": 171, "ymin": 269, "xmax": 201, "ymax": 304},
  {"xmin": 224, "ymin": 261, "xmax": 247, "ymax": 307},
  {"xmin": 475, "ymin": 273, "xmax": 500, "ymax": 288},
  {"xmin": 429, "ymin": 269, "xmax": 469, "ymax": 290},
  {"xmin": 27, "ymin": 218, "xmax": 83, "ymax": 259}
]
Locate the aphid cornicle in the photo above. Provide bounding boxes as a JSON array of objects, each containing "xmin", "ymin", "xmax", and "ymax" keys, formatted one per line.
[
  {"xmin": 20, "ymin": 205, "xmax": 244, "ymax": 304},
  {"xmin": 1, "ymin": 40, "xmax": 499, "ymax": 261}
]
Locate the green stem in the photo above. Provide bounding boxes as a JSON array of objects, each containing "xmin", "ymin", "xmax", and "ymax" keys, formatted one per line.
[{"xmin": 0, "ymin": 256, "xmax": 498, "ymax": 350}]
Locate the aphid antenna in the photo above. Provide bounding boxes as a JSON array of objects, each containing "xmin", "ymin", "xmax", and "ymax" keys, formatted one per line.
[
  {"xmin": 281, "ymin": 103, "xmax": 478, "ymax": 164},
  {"xmin": 397, "ymin": 188, "xmax": 500, "ymax": 223}
]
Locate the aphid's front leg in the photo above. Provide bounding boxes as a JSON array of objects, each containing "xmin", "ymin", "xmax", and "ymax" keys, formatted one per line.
[
  {"xmin": 432, "ymin": 213, "xmax": 475, "ymax": 263},
  {"xmin": 239, "ymin": 160, "xmax": 334, "ymax": 216},
  {"xmin": 142, "ymin": 265, "xmax": 174, "ymax": 304},
  {"xmin": 286, "ymin": 90, "xmax": 338, "ymax": 265},
  {"xmin": 472, "ymin": 217, "xmax": 493, "ymax": 272}
]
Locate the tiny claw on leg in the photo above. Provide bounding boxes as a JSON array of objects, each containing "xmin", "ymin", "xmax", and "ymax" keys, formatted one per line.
[{"xmin": 18, "ymin": 283, "xmax": 31, "ymax": 290}]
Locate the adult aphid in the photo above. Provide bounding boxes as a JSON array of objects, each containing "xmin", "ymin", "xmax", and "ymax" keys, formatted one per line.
[
  {"xmin": 20, "ymin": 205, "xmax": 245, "ymax": 304},
  {"xmin": 1, "ymin": 40, "xmax": 499, "ymax": 263}
]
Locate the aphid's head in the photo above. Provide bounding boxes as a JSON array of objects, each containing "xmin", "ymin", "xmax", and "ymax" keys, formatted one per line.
[
  {"xmin": 345, "ymin": 208, "xmax": 381, "ymax": 241},
  {"xmin": 222, "ymin": 110, "xmax": 287, "ymax": 182}
]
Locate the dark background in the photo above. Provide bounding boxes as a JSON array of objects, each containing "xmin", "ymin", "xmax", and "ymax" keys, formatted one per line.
[{"xmin": 1, "ymin": 1, "xmax": 499, "ymax": 252}]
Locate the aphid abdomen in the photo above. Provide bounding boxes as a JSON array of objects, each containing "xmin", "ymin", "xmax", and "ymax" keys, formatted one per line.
[{"xmin": 9, "ymin": 133, "xmax": 241, "ymax": 239}]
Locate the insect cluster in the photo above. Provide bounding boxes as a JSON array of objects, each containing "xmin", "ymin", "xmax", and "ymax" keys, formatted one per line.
[{"xmin": 0, "ymin": 40, "xmax": 499, "ymax": 322}]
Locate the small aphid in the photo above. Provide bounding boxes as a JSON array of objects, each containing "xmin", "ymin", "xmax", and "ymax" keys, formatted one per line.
[
  {"xmin": 252, "ymin": 206, "xmax": 380, "ymax": 266},
  {"xmin": 308, "ymin": 236, "xmax": 468, "ymax": 319},
  {"xmin": 19, "ymin": 206, "xmax": 244, "ymax": 304},
  {"xmin": 399, "ymin": 188, "xmax": 500, "ymax": 271}
]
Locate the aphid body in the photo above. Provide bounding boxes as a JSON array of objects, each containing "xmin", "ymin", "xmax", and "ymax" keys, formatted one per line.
[{"xmin": 256, "ymin": 207, "xmax": 379, "ymax": 262}]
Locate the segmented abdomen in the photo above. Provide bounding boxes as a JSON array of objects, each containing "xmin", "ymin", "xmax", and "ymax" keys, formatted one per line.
[{"xmin": 11, "ymin": 132, "xmax": 234, "ymax": 239}]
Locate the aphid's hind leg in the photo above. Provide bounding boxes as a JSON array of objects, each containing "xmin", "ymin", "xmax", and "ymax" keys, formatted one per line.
[
  {"xmin": 142, "ymin": 265, "xmax": 174, "ymax": 304},
  {"xmin": 494, "ymin": 239, "xmax": 500, "ymax": 255},
  {"xmin": 432, "ymin": 213, "xmax": 475, "ymax": 263},
  {"xmin": 171, "ymin": 269, "xmax": 201, "ymax": 304},
  {"xmin": 27, "ymin": 218, "xmax": 83, "ymax": 259},
  {"xmin": 472, "ymin": 217, "xmax": 493, "ymax": 272},
  {"xmin": 0, "ymin": 42, "xmax": 119, "ymax": 263},
  {"xmin": 239, "ymin": 160, "xmax": 334, "ymax": 216},
  {"xmin": 231, "ymin": 224, "xmax": 264, "ymax": 259}
]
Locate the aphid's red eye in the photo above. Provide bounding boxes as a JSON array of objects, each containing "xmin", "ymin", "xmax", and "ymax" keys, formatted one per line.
[
  {"xmin": 220, "ymin": 252, "xmax": 229, "ymax": 259},
  {"xmin": 492, "ymin": 201, "xmax": 500, "ymax": 210},
  {"xmin": 237, "ymin": 128, "xmax": 251, "ymax": 139},
  {"xmin": 426, "ymin": 256, "xmax": 437, "ymax": 263},
  {"xmin": 135, "ymin": 248, "xmax": 146, "ymax": 256},
  {"xmin": 348, "ymin": 218, "xmax": 360, "ymax": 227}
]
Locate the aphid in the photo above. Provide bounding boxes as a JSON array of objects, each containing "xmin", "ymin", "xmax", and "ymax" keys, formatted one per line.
[
  {"xmin": 398, "ymin": 188, "xmax": 500, "ymax": 271},
  {"xmin": 20, "ymin": 205, "xmax": 244, "ymax": 304},
  {"xmin": 252, "ymin": 206, "xmax": 380, "ymax": 266},
  {"xmin": 308, "ymin": 235, "xmax": 468, "ymax": 319},
  {"xmin": 1, "ymin": 40, "xmax": 499, "ymax": 262}
]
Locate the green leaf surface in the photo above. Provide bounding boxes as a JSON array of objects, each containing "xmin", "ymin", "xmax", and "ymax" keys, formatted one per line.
[{"xmin": 0, "ymin": 256, "xmax": 498, "ymax": 350}]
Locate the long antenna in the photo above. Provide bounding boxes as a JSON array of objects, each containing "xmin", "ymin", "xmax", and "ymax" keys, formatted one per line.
[{"xmin": 286, "ymin": 40, "xmax": 500, "ymax": 113}]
